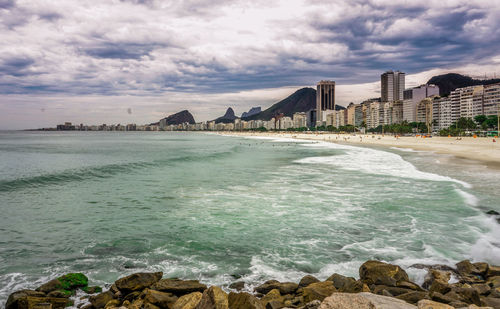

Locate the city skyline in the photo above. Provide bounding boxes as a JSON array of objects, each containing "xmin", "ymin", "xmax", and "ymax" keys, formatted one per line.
[{"xmin": 1, "ymin": 0, "xmax": 500, "ymax": 129}]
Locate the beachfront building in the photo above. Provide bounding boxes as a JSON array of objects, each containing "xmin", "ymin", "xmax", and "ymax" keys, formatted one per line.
[
  {"xmin": 278, "ymin": 117, "xmax": 293, "ymax": 130},
  {"xmin": 354, "ymin": 104, "xmax": 364, "ymax": 127},
  {"xmin": 416, "ymin": 98, "xmax": 433, "ymax": 132},
  {"xmin": 293, "ymin": 112, "xmax": 307, "ymax": 128},
  {"xmin": 432, "ymin": 97, "xmax": 453, "ymax": 131},
  {"xmin": 457, "ymin": 85, "xmax": 484, "ymax": 119},
  {"xmin": 346, "ymin": 103, "xmax": 356, "ymax": 125},
  {"xmin": 402, "ymin": 84, "xmax": 440, "ymax": 123},
  {"xmin": 381, "ymin": 71, "xmax": 405, "ymax": 103},
  {"xmin": 484, "ymin": 83, "xmax": 500, "ymax": 116},
  {"xmin": 366, "ymin": 101, "xmax": 380, "ymax": 129},
  {"xmin": 316, "ymin": 80, "xmax": 335, "ymax": 126}
]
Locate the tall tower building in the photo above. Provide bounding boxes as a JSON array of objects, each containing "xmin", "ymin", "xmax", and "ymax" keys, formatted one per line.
[
  {"xmin": 381, "ymin": 71, "xmax": 405, "ymax": 102},
  {"xmin": 316, "ymin": 80, "xmax": 335, "ymax": 125}
]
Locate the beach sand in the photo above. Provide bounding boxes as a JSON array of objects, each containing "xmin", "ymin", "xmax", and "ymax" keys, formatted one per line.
[{"xmin": 224, "ymin": 132, "xmax": 500, "ymax": 167}]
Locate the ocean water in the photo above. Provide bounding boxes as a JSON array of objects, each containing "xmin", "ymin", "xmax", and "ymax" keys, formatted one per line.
[{"xmin": 1, "ymin": 131, "xmax": 499, "ymax": 305}]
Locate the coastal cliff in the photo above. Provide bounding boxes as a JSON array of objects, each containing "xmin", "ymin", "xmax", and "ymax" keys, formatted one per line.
[{"xmin": 6, "ymin": 259, "xmax": 500, "ymax": 309}]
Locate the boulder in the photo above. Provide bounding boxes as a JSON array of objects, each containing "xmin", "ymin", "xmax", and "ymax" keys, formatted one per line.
[
  {"xmin": 339, "ymin": 280, "xmax": 365, "ymax": 293},
  {"xmin": 482, "ymin": 296, "xmax": 500, "ymax": 308},
  {"xmin": 129, "ymin": 299, "xmax": 144, "ymax": 309},
  {"xmin": 13, "ymin": 296, "xmax": 70, "ymax": 309},
  {"xmin": 487, "ymin": 265, "xmax": 500, "ymax": 278},
  {"xmin": 173, "ymin": 292, "xmax": 203, "ymax": 309},
  {"xmin": 6, "ymin": 290, "xmax": 47, "ymax": 309},
  {"xmin": 152, "ymin": 279, "xmax": 207, "ymax": 296},
  {"xmin": 123, "ymin": 291, "xmax": 142, "ymax": 302},
  {"xmin": 89, "ymin": 291, "xmax": 115, "ymax": 309},
  {"xmin": 82, "ymin": 286, "xmax": 103, "ymax": 294},
  {"xmin": 229, "ymin": 282, "xmax": 245, "ymax": 291},
  {"xmin": 260, "ymin": 289, "xmax": 283, "ymax": 308},
  {"xmin": 302, "ymin": 281, "xmax": 336, "ymax": 303},
  {"xmin": 301, "ymin": 300, "xmax": 321, "ymax": 309},
  {"xmin": 105, "ymin": 299, "xmax": 121, "ymax": 308},
  {"xmin": 46, "ymin": 291, "xmax": 70, "ymax": 298},
  {"xmin": 473, "ymin": 263, "xmax": 489, "ymax": 276},
  {"xmin": 265, "ymin": 300, "xmax": 285, "ymax": 309},
  {"xmin": 450, "ymin": 287, "xmax": 481, "ymax": 306},
  {"xmin": 416, "ymin": 299, "xmax": 453, "ymax": 309},
  {"xmin": 429, "ymin": 280, "xmax": 451, "ymax": 295},
  {"xmin": 144, "ymin": 303, "xmax": 161, "ymax": 309},
  {"xmin": 486, "ymin": 276, "xmax": 500, "ymax": 288},
  {"xmin": 430, "ymin": 292, "xmax": 456, "ymax": 304},
  {"xmin": 423, "ymin": 270, "xmax": 451, "ymax": 290},
  {"xmin": 456, "ymin": 261, "xmax": 485, "ymax": 283},
  {"xmin": 228, "ymin": 292, "xmax": 264, "ymax": 309},
  {"xmin": 372, "ymin": 286, "xmax": 413, "ymax": 296},
  {"xmin": 254, "ymin": 281, "xmax": 298, "ymax": 295},
  {"xmin": 36, "ymin": 274, "xmax": 88, "ymax": 294},
  {"xmin": 395, "ymin": 291, "xmax": 430, "ymax": 304},
  {"xmin": 143, "ymin": 289, "xmax": 178, "ymax": 308},
  {"xmin": 359, "ymin": 261, "xmax": 409, "ymax": 286},
  {"xmin": 471, "ymin": 283, "xmax": 491, "ymax": 295},
  {"xmin": 299, "ymin": 275, "xmax": 320, "ymax": 288},
  {"xmin": 319, "ymin": 292, "xmax": 417, "ymax": 309},
  {"xmin": 115, "ymin": 272, "xmax": 163, "ymax": 293},
  {"xmin": 326, "ymin": 274, "xmax": 356, "ymax": 290},
  {"xmin": 196, "ymin": 286, "xmax": 228, "ymax": 309}
]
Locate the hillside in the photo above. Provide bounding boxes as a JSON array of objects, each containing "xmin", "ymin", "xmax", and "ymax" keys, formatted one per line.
[
  {"xmin": 427, "ymin": 73, "xmax": 500, "ymax": 96},
  {"xmin": 158, "ymin": 110, "xmax": 195, "ymax": 125},
  {"xmin": 213, "ymin": 107, "xmax": 238, "ymax": 124}
]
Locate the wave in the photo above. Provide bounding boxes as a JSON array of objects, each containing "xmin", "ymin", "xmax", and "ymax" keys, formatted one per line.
[
  {"xmin": 0, "ymin": 151, "xmax": 234, "ymax": 193},
  {"xmin": 295, "ymin": 141, "xmax": 471, "ymax": 188}
]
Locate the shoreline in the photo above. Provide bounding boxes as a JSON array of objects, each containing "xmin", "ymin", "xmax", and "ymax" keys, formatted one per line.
[
  {"xmin": 220, "ymin": 132, "xmax": 500, "ymax": 168},
  {"xmin": 6, "ymin": 259, "xmax": 500, "ymax": 309}
]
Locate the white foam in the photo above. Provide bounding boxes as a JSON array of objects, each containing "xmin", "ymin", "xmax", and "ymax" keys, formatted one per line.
[
  {"xmin": 454, "ymin": 188, "xmax": 479, "ymax": 206},
  {"xmin": 295, "ymin": 142, "xmax": 471, "ymax": 188},
  {"xmin": 469, "ymin": 216, "xmax": 500, "ymax": 264}
]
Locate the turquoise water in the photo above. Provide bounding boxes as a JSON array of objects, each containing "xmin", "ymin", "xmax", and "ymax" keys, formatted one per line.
[{"xmin": 0, "ymin": 131, "xmax": 499, "ymax": 305}]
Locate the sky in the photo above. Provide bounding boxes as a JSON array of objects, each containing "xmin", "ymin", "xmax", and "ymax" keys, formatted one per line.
[{"xmin": 1, "ymin": 0, "xmax": 500, "ymax": 129}]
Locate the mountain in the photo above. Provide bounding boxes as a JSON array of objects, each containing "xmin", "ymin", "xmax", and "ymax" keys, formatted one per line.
[
  {"xmin": 242, "ymin": 87, "xmax": 345, "ymax": 121},
  {"xmin": 214, "ymin": 107, "xmax": 238, "ymax": 124},
  {"xmin": 241, "ymin": 107, "xmax": 261, "ymax": 118},
  {"xmin": 159, "ymin": 110, "xmax": 195, "ymax": 125},
  {"xmin": 427, "ymin": 73, "xmax": 500, "ymax": 96}
]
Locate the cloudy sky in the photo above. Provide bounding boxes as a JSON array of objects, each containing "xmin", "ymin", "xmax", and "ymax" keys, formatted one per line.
[{"xmin": 1, "ymin": 0, "xmax": 500, "ymax": 129}]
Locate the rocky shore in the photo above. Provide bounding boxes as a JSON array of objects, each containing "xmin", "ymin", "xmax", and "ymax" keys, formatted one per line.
[{"xmin": 6, "ymin": 260, "xmax": 500, "ymax": 309}]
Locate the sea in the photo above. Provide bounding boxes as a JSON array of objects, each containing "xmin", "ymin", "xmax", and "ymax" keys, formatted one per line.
[{"xmin": 0, "ymin": 131, "xmax": 499, "ymax": 305}]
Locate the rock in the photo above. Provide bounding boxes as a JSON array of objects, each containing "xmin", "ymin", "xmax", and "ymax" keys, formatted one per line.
[
  {"xmin": 486, "ymin": 210, "xmax": 500, "ymax": 215},
  {"xmin": 416, "ymin": 299, "xmax": 453, "ymax": 309},
  {"xmin": 152, "ymin": 279, "xmax": 207, "ymax": 296},
  {"xmin": 373, "ymin": 286, "xmax": 413, "ymax": 296},
  {"xmin": 254, "ymin": 281, "xmax": 298, "ymax": 295},
  {"xmin": 319, "ymin": 292, "xmax": 417, "ymax": 309},
  {"xmin": 144, "ymin": 303, "xmax": 161, "ymax": 309},
  {"xmin": 447, "ymin": 300, "xmax": 469, "ymax": 307},
  {"xmin": 82, "ymin": 286, "xmax": 103, "ymax": 294},
  {"xmin": 472, "ymin": 263, "xmax": 489, "ymax": 276},
  {"xmin": 397, "ymin": 281, "xmax": 423, "ymax": 291},
  {"xmin": 302, "ymin": 281, "xmax": 337, "ymax": 303},
  {"xmin": 471, "ymin": 283, "xmax": 491, "ymax": 295},
  {"xmin": 6, "ymin": 290, "xmax": 47, "ymax": 309},
  {"xmin": 301, "ymin": 300, "xmax": 321, "ymax": 309},
  {"xmin": 299, "ymin": 275, "xmax": 320, "ymax": 288},
  {"xmin": 114, "ymin": 272, "xmax": 163, "ymax": 293},
  {"xmin": 339, "ymin": 280, "xmax": 365, "ymax": 293},
  {"xmin": 486, "ymin": 266, "xmax": 500, "ymax": 278},
  {"xmin": 395, "ymin": 291, "xmax": 430, "ymax": 304},
  {"xmin": 359, "ymin": 261, "xmax": 409, "ymax": 286},
  {"xmin": 229, "ymin": 282, "xmax": 245, "ymax": 291},
  {"xmin": 482, "ymin": 296, "xmax": 500, "ymax": 308},
  {"xmin": 46, "ymin": 291, "xmax": 70, "ymax": 298},
  {"xmin": 89, "ymin": 291, "xmax": 115, "ymax": 309},
  {"xmin": 486, "ymin": 276, "xmax": 500, "ymax": 288},
  {"xmin": 326, "ymin": 274, "xmax": 356, "ymax": 290},
  {"xmin": 451, "ymin": 287, "xmax": 481, "ymax": 306},
  {"xmin": 265, "ymin": 300, "xmax": 284, "ymax": 309},
  {"xmin": 429, "ymin": 280, "xmax": 451, "ymax": 295},
  {"xmin": 123, "ymin": 291, "xmax": 142, "ymax": 302},
  {"xmin": 430, "ymin": 292, "xmax": 456, "ymax": 304},
  {"xmin": 423, "ymin": 270, "xmax": 451, "ymax": 290},
  {"xmin": 228, "ymin": 292, "xmax": 264, "ymax": 309},
  {"xmin": 105, "ymin": 299, "xmax": 121, "ymax": 308},
  {"xmin": 261, "ymin": 289, "xmax": 284, "ymax": 308},
  {"xmin": 489, "ymin": 287, "xmax": 500, "ymax": 298},
  {"xmin": 143, "ymin": 289, "xmax": 178, "ymax": 308},
  {"xmin": 196, "ymin": 286, "xmax": 228, "ymax": 309},
  {"xmin": 456, "ymin": 261, "xmax": 484, "ymax": 284},
  {"xmin": 129, "ymin": 299, "xmax": 144, "ymax": 309},
  {"xmin": 173, "ymin": 292, "xmax": 203, "ymax": 309},
  {"xmin": 12, "ymin": 296, "xmax": 70, "ymax": 309},
  {"xmin": 36, "ymin": 280, "xmax": 63, "ymax": 294}
]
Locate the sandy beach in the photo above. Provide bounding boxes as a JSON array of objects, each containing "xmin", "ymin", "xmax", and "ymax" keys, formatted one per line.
[{"xmin": 224, "ymin": 131, "xmax": 500, "ymax": 167}]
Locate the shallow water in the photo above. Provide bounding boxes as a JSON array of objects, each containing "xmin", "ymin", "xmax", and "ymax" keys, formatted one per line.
[{"xmin": 0, "ymin": 131, "xmax": 499, "ymax": 305}]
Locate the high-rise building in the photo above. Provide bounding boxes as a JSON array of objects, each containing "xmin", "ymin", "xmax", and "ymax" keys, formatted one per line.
[
  {"xmin": 316, "ymin": 80, "xmax": 335, "ymax": 125},
  {"xmin": 381, "ymin": 71, "xmax": 405, "ymax": 103},
  {"xmin": 484, "ymin": 83, "xmax": 500, "ymax": 116},
  {"xmin": 402, "ymin": 84, "xmax": 439, "ymax": 122}
]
